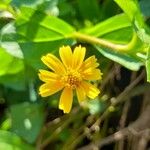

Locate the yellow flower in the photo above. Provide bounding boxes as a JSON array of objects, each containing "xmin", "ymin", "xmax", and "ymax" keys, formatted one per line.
[{"xmin": 39, "ymin": 45, "xmax": 102, "ymax": 113}]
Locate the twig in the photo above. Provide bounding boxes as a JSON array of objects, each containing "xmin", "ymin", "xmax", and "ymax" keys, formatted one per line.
[
  {"xmin": 118, "ymin": 71, "xmax": 137, "ymax": 150},
  {"xmin": 36, "ymin": 108, "xmax": 85, "ymax": 150},
  {"xmin": 90, "ymin": 71, "xmax": 145, "ymax": 131},
  {"xmin": 78, "ymin": 105, "xmax": 150, "ymax": 150},
  {"xmin": 118, "ymin": 99, "xmax": 130, "ymax": 150},
  {"xmin": 137, "ymin": 129, "xmax": 150, "ymax": 150}
]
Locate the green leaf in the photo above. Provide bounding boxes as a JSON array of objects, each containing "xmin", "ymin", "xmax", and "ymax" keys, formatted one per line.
[
  {"xmin": 0, "ymin": 130, "xmax": 34, "ymax": 150},
  {"xmin": 81, "ymin": 13, "xmax": 132, "ymax": 37},
  {"xmin": 95, "ymin": 45, "xmax": 143, "ymax": 71},
  {"xmin": 0, "ymin": 23, "xmax": 25, "ymax": 89},
  {"xmin": 114, "ymin": 0, "xmax": 144, "ymax": 27},
  {"xmin": 80, "ymin": 13, "xmax": 133, "ymax": 43},
  {"xmin": 0, "ymin": 22, "xmax": 24, "ymax": 58},
  {"xmin": 114, "ymin": 0, "xmax": 149, "ymax": 45},
  {"xmin": 102, "ymin": 26, "xmax": 133, "ymax": 43},
  {"xmin": 0, "ymin": 47, "xmax": 24, "ymax": 76},
  {"xmin": 0, "ymin": 7, "xmax": 76, "ymax": 70},
  {"xmin": 15, "ymin": 6, "xmax": 75, "ymax": 42},
  {"xmin": 10, "ymin": 102, "xmax": 45, "ymax": 143},
  {"xmin": 146, "ymin": 46, "xmax": 150, "ymax": 82}
]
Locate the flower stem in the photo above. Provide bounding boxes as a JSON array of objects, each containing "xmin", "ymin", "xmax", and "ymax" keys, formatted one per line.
[{"xmin": 72, "ymin": 31, "xmax": 137, "ymax": 52}]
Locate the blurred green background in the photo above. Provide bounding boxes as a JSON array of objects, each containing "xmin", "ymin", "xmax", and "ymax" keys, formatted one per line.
[{"xmin": 0, "ymin": 0, "xmax": 150, "ymax": 150}]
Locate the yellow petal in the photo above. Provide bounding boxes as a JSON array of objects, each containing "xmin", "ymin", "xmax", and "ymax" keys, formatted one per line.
[
  {"xmin": 81, "ymin": 81, "xmax": 100, "ymax": 99},
  {"xmin": 72, "ymin": 45, "xmax": 86, "ymax": 69},
  {"xmin": 59, "ymin": 46, "xmax": 73, "ymax": 68},
  {"xmin": 76, "ymin": 85, "xmax": 86, "ymax": 102},
  {"xmin": 59, "ymin": 87, "xmax": 73, "ymax": 113},
  {"xmin": 38, "ymin": 69, "xmax": 59, "ymax": 82},
  {"xmin": 83, "ymin": 69, "xmax": 102, "ymax": 80},
  {"xmin": 39, "ymin": 82, "xmax": 64, "ymax": 97},
  {"xmin": 81, "ymin": 56, "xmax": 99, "ymax": 71},
  {"xmin": 41, "ymin": 54, "xmax": 65, "ymax": 74}
]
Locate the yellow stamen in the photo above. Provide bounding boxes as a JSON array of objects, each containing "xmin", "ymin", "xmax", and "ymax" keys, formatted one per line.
[{"xmin": 62, "ymin": 69, "xmax": 82, "ymax": 89}]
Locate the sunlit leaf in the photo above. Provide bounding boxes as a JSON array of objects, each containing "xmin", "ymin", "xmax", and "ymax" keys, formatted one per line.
[
  {"xmin": 95, "ymin": 45, "xmax": 143, "ymax": 71},
  {"xmin": 81, "ymin": 13, "xmax": 131, "ymax": 37},
  {"xmin": 0, "ymin": 22, "xmax": 23, "ymax": 58},
  {"xmin": 0, "ymin": 47, "xmax": 24, "ymax": 76},
  {"xmin": 15, "ymin": 6, "xmax": 75, "ymax": 42},
  {"xmin": 80, "ymin": 13, "xmax": 133, "ymax": 43},
  {"xmin": 114, "ymin": 0, "xmax": 144, "ymax": 27}
]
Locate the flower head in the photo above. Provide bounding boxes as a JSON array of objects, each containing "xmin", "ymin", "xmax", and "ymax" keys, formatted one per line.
[{"xmin": 39, "ymin": 45, "xmax": 102, "ymax": 113}]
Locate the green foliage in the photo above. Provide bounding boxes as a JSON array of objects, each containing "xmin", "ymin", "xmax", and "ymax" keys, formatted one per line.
[
  {"xmin": 10, "ymin": 102, "xmax": 45, "ymax": 143},
  {"xmin": 16, "ymin": 6, "xmax": 75, "ymax": 42},
  {"xmin": 114, "ymin": 0, "xmax": 144, "ymax": 26},
  {"xmin": 0, "ymin": 47, "xmax": 23, "ymax": 76},
  {"xmin": 0, "ymin": 130, "xmax": 34, "ymax": 150},
  {"xmin": 81, "ymin": 13, "xmax": 132, "ymax": 37},
  {"xmin": 95, "ymin": 46, "xmax": 143, "ymax": 71},
  {"xmin": 77, "ymin": 0, "xmax": 100, "ymax": 23}
]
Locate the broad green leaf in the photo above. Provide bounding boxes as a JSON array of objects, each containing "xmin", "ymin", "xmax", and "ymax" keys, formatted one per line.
[
  {"xmin": 0, "ymin": 47, "xmax": 24, "ymax": 76},
  {"xmin": 0, "ymin": 0, "xmax": 11, "ymax": 10},
  {"xmin": 81, "ymin": 13, "xmax": 132, "ymax": 37},
  {"xmin": 0, "ymin": 24, "xmax": 25, "ymax": 89},
  {"xmin": 0, "ymin": 22, "xmax": 23, "ymax": 58},
  {"xmin": 80, "ymin": 13, "xmax": 134, "ymax": 44},
  {"xmin": 0, "ymin": 130, "xmax": 34, "ymax": 150},
  {"xmin": 1, "ymin": 26, "xmax": 74, "ymax": 70},
  {"xmin": 101, "ymin": 27, "xmax": 132, "ymax": 43},
  {"xmin": 95, "ymin": 45, "xmax": 143, "ymax": 71},
  {"xmin": 146, "ymin": 46, "xmax": 150, "ymax": 82},
  {"xmin": 114, "ymin": 0, "xmax": 149, "ymax": 45},
  {"xmin": 114, "ymin": 0, "xmax": 144, "ymax": 27},
  {"xmin": 15, "ymin": 6, "xmax": 75, "ymax": 42},
  {"xmin": 10, "ymin": 102, "xmax": 45, "ymax": 143},
  {"xmin": 0, "ymin": 7, "xmax": 75, "ymax": 70}
]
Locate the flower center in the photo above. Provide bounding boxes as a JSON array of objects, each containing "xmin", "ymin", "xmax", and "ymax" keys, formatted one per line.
[{"xmin": 62, "ymin": 70, "xmax": 82, "ymax": 89}]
